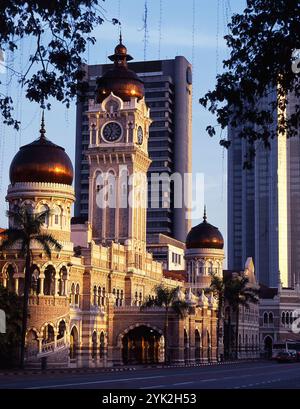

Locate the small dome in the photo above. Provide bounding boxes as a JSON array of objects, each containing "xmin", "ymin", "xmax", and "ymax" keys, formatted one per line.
[
  {"xmin": 186, "ymin": 208, "xmax": 224, "ymax": 250},
  {"xmin": 96, "ymin": 36, "xmax": 144, "ymax": 103},
  {"xmin": 9, "ymin": 114, "xmax": 73, "ymax": 186},
  {"xmin": 114, "ymin": 43, "xmax": 127, "ymax": 55}
]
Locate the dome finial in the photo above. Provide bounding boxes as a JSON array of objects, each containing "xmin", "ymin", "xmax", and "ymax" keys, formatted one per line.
[
  {"xmin": 40, "ymin": 110, "xmax": 46, "ymax": 140},
  {"xmin": 203, "ymin": 205, "xmax": 207, "ymax": 222}
]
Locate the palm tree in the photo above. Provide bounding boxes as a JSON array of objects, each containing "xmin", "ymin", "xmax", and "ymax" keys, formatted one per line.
[
  {"xmin": 225, "ymin": 275, "xmax": 259, "ymax": 359},
  {"xmin": 209, "ymin": 272, "xmax": 226, "ymax": 361},
  {"xmin": 142, "ymin": 284, "xmax": 189, "ymax": 364},
  {"xmin": 0, "ymin": 206, "xmax": 62, "ymax": 368}
]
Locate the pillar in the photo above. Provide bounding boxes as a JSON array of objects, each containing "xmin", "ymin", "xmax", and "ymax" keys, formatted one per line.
[
  {"xmin": 39, "ymin": 274, "xmax": 45, "ymax": 295},
  {"xmin": 15, "ymin": 277, "xmax": 19, "ymax": 295},
  {"xmin": 54, "ymin": 272, "xmax": 60, "ymax": 296}
]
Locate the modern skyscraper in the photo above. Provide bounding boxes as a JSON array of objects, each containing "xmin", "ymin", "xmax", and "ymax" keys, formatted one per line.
[
  {"xmin": 228, "ymin": 90, "xmax": 300, "ymax": 288},
  {"xmin": 75, "ymin": 56, "xmax": 192, "ymax": 243}
]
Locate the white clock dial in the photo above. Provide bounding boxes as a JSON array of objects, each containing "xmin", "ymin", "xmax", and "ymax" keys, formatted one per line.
[
  {"xmin": 137, "ymin": 126, "xmax": 143, "ymax": 145},
  {"xmin": 102, "ymin": 122, "xmax": 122, "ymax": 142}
]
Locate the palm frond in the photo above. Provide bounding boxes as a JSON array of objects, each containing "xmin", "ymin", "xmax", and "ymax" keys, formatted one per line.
[
  {"xmin": 172, "ymin": 300, "xmax": 189, "ymax": 318},
  {"xmin": 34, "ymin": 234, "xmax": 62, "ymax": 253},
  {"xmin": 0, "ymin": 229, "xmax": 26, "ymax": 252}
]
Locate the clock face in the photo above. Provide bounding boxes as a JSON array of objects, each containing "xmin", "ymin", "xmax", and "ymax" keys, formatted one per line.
[
  {"xmin": 137, "ymin": 126, "xmax": 143, "ymax": 145},
  {"xmin": 102, "ymin": 122, "xmax": 122, "ymax": 142}
]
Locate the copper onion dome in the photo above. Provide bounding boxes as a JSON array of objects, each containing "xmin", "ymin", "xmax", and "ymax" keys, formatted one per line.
[
  {"xmin": 96, "ymin": 34, "xmax": 144, "ymax": 102},
  {"xmin": 9, "ymin": 113, "xmax": 73, "ymax": 186},
  {"xmin": 186, "ymin": 207, "xmax": 224, "ymax": 250}
]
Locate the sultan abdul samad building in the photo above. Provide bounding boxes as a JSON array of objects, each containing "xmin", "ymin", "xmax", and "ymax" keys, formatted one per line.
[{"xmin": 0, "ymin": 40, "xmax": 231, "ymax": 367}]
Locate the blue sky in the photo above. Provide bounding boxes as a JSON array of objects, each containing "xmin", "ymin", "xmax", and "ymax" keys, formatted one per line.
[{"xmin": 0, "ymin": 0, "xmax": 247, "ymax": 258}]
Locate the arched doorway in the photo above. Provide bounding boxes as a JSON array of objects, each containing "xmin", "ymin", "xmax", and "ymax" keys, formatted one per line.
[
  {"xmin": 91, "ymin": 331, "xmax": 97, "ymax": 360},
  {"xmin": 43, "ymin": 324, "xmax": 54, "ymax": 343},
  {"xmin": 195, "ymin": 330, "xmax": 201, "ymax": 362},
  {"xmin": 264, "ymin": 336, "xmax": 273, "ymax": 359},
  {"xmin": 70, "ymin": 326, "xmax": 79, "ymax": 360},
  {"xmin": 207, "ymin": 332, "xmax": 211, "ymax": 362},
  {"xmin": 122, "ymin": 325, "xmax": 163, "ymax": 365},
  {"xmin": 26, "ymin": 329, "xmax": 38, "ymax": 355},
  {"xmin": 57, "ymin": 320, "xmax": 66, "ymax": 340}
]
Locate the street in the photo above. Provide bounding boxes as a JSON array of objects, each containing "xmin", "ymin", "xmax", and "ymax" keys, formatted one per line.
[{"xmin": 0, "ymin": 361, "xmax": 300, "ymax": 389}]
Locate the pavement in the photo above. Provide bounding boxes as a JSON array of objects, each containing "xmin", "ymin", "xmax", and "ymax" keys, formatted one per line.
[{"xmin": 0, "ymin": 361, "xmax": 300, "ymax": 389}]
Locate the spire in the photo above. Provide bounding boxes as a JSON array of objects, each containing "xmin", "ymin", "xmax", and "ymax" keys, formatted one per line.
[
  {"xmin": 119, "ymin": 25, "xmax": 123, "ymax": 45},
  {"xmin": 203, "ymin": 205, "xmax": 207, "ymax": 223},
  {"xmin": 108, "ymin": 32, "xmax": 133, "ymax": 66},
  {"xmin": 39, "ymin": 110, "xmax": 46, "ymax": 140}
]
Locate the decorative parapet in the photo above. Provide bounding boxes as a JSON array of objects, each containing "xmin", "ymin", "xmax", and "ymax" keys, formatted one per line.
[{"xmin": 6, "ymin": 182, "xmax": 75, "ymax": 200}]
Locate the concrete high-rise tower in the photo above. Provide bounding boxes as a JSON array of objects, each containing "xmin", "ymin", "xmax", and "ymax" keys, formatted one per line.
[{"xmin": 228, "ymin": 90, "xmax": 300, "ymax": 288}]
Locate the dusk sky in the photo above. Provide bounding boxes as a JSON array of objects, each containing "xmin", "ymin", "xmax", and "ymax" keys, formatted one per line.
[{"xmin": 0, "ymin": 0, "xmax": 247, "ymax": 258}]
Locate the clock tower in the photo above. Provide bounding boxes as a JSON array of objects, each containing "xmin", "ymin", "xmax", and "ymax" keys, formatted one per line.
[{"xmin": 86, "ymin": 38, "xmax": 152, "ymax": 252}]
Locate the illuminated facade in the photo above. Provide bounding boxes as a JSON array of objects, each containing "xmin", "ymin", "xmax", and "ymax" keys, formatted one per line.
[
  {"xmin": 228, "ymin": 90, "xmax": 300, "ymax": 288},
  {"xmin": 0, "ymin": 41, "xmax": 219, "ymax": 368}
]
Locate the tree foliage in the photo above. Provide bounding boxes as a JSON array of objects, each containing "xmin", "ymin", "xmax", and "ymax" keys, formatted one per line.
[
  {"xmin": 143, "ymin": 284, "xmax": 189, "ymax": 318},
  {"xmin": 0, "ymin": 206, "xmax": 62, "ymax": 367},
  {"xmin": 200, "ymin": 0, "xmax": 300, "ymax": 167},
  {"xmin": 0, "ymin": 1, "xmax": 119, "ymax": 128},
  {"xmin": 0, "ymin": 284, "xmax": 23, "ymax": 368}
]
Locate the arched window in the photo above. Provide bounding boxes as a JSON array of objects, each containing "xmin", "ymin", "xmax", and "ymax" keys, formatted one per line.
[
  {"xmin": 6, "ymin": 265, "xmax": 15, "ymax": 293},
  {"xmin": 269, "ymin": 312, "xmax": 274, "ymax": 325},
  {"xmin": 263, "ymin": 312, "xmax": 269, "ymax": 326},
  {"xmin": 102, "ymin": 287, "xmax": 106, "ymax": 306},
  {"xmin": 58, "ymin": 266, "xmax": 68, "ymax": 296},
  {"xmin": 281, "ymin": 312, "xmax": 285, "ymax": 325},
  {"xmin": 44, "ymin": 265, "xmax": 55, "ymax": 296},
  {"xmin": 53, "ymin": 206, "xmax": 62, "ymax": 227},
  {"xmin": 31, "ymin": 267, "xmax": 40, "ymax": 295},
  {"xmin": 290, "ymin": 311, "xmax": 293, "ymax": 325},
  {"xmin": 93, "ymin": 286, "xmax": 97, "ymax": 306},
  {"xmin": 120, "ymin": 289, "xmax": 124, "ymax": 307},
  {"xmin": 100, "ymin": 332, "xmax": 105, "ymax": 359},
  {"xmin": 70, "ymin": 283, "xmax": 75, "ymax": 305},
  {"xmin": 92, "ymin": 331, "xmax": 97, "ymax": 359},
  {"xmin": 39, "ymin": 204, "xmax": 49, "ymax": 227},
  {"xmin": 285, "ymin": 311, "xmax": 289, "ymax": 325},
  {"xmin": 75, "ymin": 284, "xmax": 80, "ymax": 306},
  {"xmin": 116, "ymin": 289, "xmax": 120, "ymax": 306},
  {"xmin": 97, "ymin": 286, "xmax": 102, "ymax": 306}
]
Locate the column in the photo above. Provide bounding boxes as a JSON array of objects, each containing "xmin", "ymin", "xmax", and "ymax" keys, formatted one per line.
[
  {"xmin": 37, "ymin": 337, "xmax": 43, "ymax": 353},
  {"xmin": 15, "ymin": 277, "xmax": 19, "ymax": 295},
  {"xmin": 39, "ymin": 274, "xmax": 45, "ymax": 295},
  {"xmin": 54, "ymin": 272, "xmax": 60, "ymax": 296}
]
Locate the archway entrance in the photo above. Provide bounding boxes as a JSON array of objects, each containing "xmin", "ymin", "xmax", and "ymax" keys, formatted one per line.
[
  {"xmin": 122, "ymin": 325, "xmax": 163, "ymax": 365},
  {"xmin": 264, "ymin": 336, "xmax": 273, "ymax": 359},
  {"xmin": 70, "ymin": 326, "xmax": 79, "ymax": 360},
  {"xmin": 195, "ymin": 330, "xmax": 201, "ymax": 362}
]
